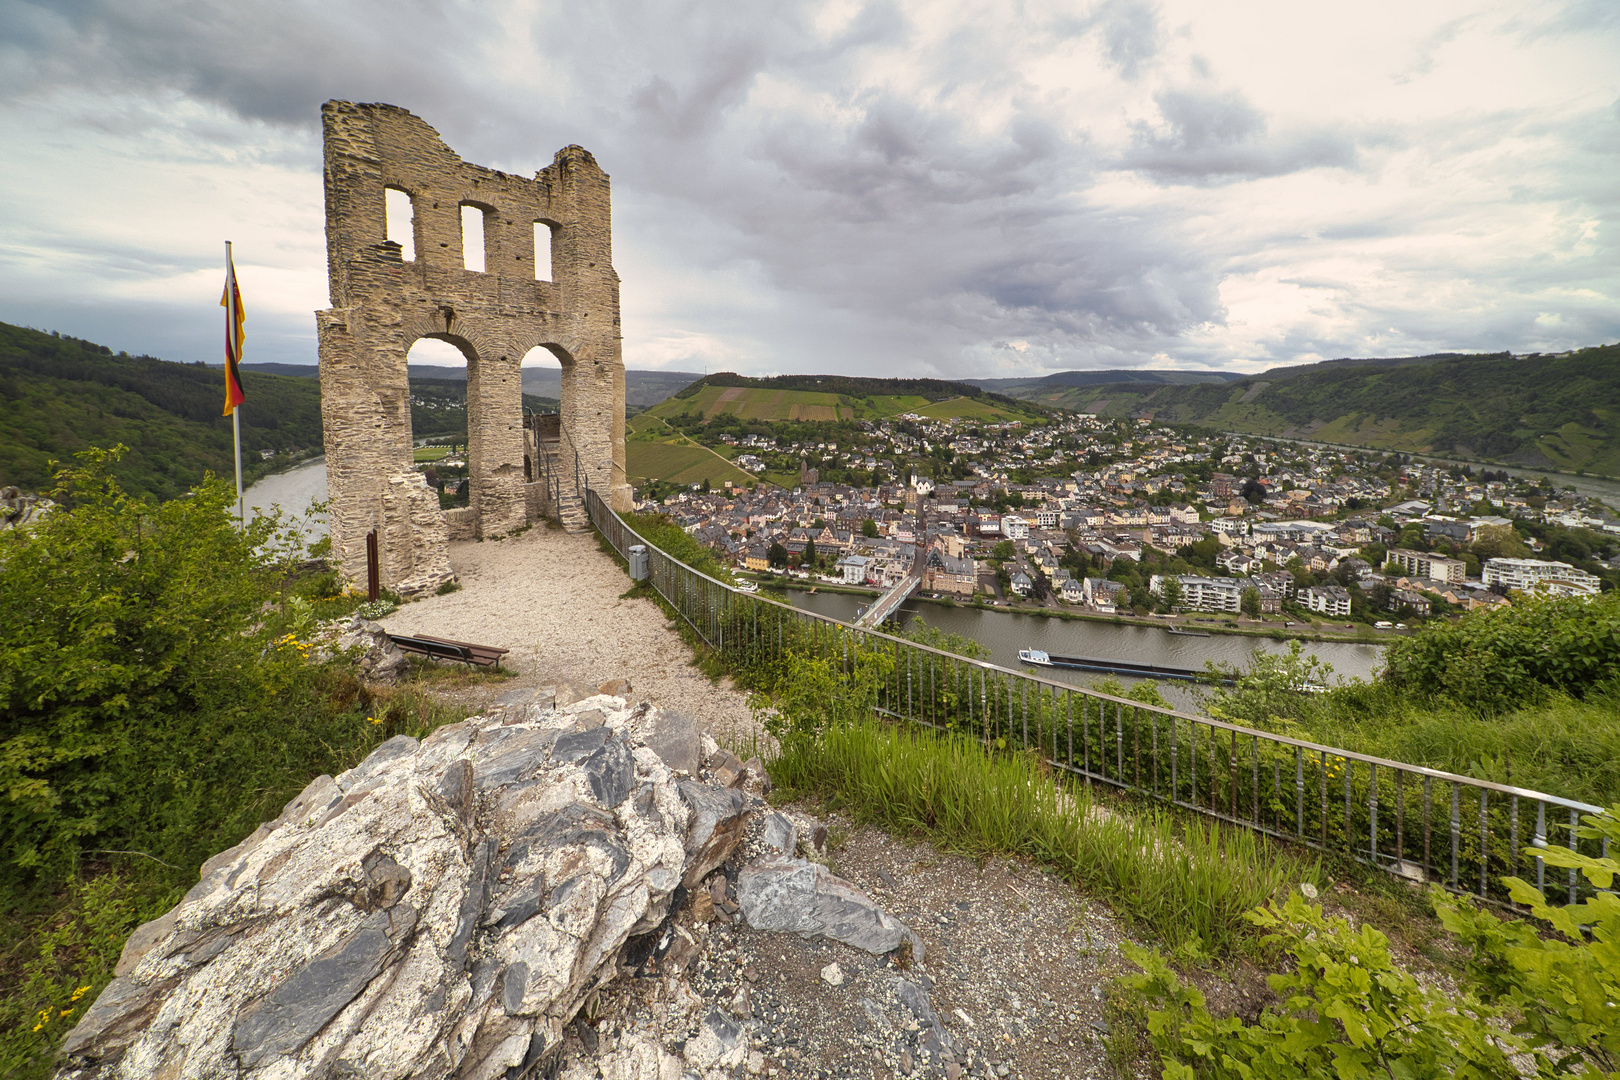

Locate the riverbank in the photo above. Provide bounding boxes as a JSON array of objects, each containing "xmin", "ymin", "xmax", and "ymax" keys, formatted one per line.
[{"xmin": 754, "ymin": 574, "xmax": 1389, "ymax": 646}]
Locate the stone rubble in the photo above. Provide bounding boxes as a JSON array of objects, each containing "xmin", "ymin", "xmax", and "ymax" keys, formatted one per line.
[{"xmin": 331, "ymin": 615, "xmax": 410, "ymax": 682}]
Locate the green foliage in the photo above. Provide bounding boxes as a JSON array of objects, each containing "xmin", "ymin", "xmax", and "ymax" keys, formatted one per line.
[
  {"xmin": 861, "ymin": 517, "xmax": 879, "ymax": 538},
  {"xmin": 749, "ymin": 647, "xmax": 892, "ymax": 742},
  {"xmin": 1130, "ymin": 807, "xmax": 1620, "ymax": 1080},
  {"xmin": 1437, "ymin": 806, "xmax": 1620, "ymax": 1078},
  {"xmin": 1382, "ymin": 591, "xmax": 1620, "ymax": 712},
  {"xmin": 1199, "ymin": 641, "xmax": 1337, "ymax": 726},
  {"xmin": 0, "ymin": 449, "xmax": 298, "ymax": 874},
  {"xmin": 0, "ymin": 321, "xmax": 323, "ymax": 500},
  {"xmin": 0, "ymin": 873, "xmax": 152, "ymax": 1078},
  {"xmin": 1124, "ymin": 891, "xmax": 1513, "ymax": 1079}
]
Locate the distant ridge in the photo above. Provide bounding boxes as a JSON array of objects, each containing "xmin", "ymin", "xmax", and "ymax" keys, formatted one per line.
[
  {"xmin": 969, "ymin": 369, "xmax": 1243, "ymax": 392},
  {"xmin": 984, "ymin": 345, "xmax": 1620, "ymax": 475}
]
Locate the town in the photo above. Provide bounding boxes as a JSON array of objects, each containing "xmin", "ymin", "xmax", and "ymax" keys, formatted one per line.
[{"xmin": 632, "ymin": 410, "xmax": 1617, "ymax": 633}]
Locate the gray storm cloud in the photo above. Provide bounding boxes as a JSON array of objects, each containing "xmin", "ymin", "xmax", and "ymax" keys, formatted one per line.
[{"xmin": 0, "ymin": 0, "xmax": 1616, "ymax": 377}]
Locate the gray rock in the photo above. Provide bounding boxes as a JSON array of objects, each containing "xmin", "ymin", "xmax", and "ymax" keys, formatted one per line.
[
  {"xmin": 54, "ymin": 698, "xmax": 701, "ymax": 1080},
  {"xmin": 582, "ymin": 737, "xmax": 635, "ymax": 808},
  {"xmin": 737, "ymin": 856, "xmax": 920, "ymax": 956},
  {"xmin": 642, "ymin": 708, "xmax": 702, "ymax": 774},
  {"xmin": 761, "ymin": 813, "xmax": 797, "ymax": 855},
  {"xmin": 231, "ymin": 907, "xmax": 416, "ymax": 1067},
  {"xmin": 679, "ymin": 782, "xmax": 752, "ymax": 888}
]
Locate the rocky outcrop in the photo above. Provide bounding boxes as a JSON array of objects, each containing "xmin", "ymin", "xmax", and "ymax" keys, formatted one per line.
[
  {"xmin": 56, "ymin": 696, "xmax": 750, "ymax": 1080},
  {"xmin": 56, "ymin": 694, "xmax": 946, "ymax": 1080}
]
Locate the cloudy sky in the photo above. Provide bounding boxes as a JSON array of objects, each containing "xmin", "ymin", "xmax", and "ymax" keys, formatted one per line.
[{"xmin": 1, "ymin": 0, "xmax": 1616, "ymax": 379}]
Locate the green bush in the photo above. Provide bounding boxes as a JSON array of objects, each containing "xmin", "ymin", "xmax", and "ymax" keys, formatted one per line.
[
  {"xmin": 1382, "ymin": 591, "xmax": 1620, "ymax": 711},
  {"xmin": 1127, "ymin": 805, "xmax": 1620, "ymax": 1080},
  {"xmin": 1124, "ymin": 891, "xmax": 1513, "ymax": 1079},
  {"xmin": 0, "ymin": 449, "xmax": 302, "ymax": 877}
]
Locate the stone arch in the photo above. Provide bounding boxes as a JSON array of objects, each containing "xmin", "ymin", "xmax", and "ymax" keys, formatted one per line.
[{"xmin": 316, "ymin": 101, "xmax": 628, "ymax": 593}]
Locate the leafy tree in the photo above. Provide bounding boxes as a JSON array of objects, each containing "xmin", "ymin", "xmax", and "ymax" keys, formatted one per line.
[
  {"xmin": 767, "ymin": 541, "xmax": 788, "ymax": 568},
  {"xmin": 1241, "ymin": 587, "xmax": 1261, "ymax": 619},
  {"xmin": 991, "ymin": 539, "xmax": 1015, "ymax": 562},
  {"xmin": 861, "ymin": 517, "xmax": 879, "ymax": 538},
  {"xmin": 804, "ymin": 537, "xmax": 817, "ymax": 567},
  {"xmin": 1160, "ymin": 576, "xmax": 1184, "ymax": 611}
]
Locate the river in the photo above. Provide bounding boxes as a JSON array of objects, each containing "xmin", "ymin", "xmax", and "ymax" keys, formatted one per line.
[
  {"xmin": 244, "ymin": 457, "xmax": 329, "ymax": 539},
  {"xmin": 787, "ymin": 590, "xmax": 1384, "ymax": 710}
]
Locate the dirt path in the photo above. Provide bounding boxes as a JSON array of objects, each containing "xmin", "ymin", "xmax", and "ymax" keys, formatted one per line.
[{"xmin": 379, "ymin": 527, "xmax": 760, "ymax": 747}]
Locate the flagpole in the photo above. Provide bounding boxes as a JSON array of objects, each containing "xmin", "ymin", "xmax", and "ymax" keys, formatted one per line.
[{"xmin": 228, "ymin": 240, "xmax": 244, "ymax": 523}]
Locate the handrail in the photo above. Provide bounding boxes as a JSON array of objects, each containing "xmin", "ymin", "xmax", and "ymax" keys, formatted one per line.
[{"xmin": 583, "ymin": 485, "xmax": 1608, "ymax": 908}]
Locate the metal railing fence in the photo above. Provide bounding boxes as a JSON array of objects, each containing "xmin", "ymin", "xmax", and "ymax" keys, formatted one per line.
[{"xmin": 588, "ymin": 488, "xmax": 1608, "ymax": 908}]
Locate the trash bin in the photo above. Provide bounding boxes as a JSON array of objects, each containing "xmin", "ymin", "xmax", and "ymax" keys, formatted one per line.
[{"xmin": 628, "ymin": 544, "xmax": 649, "ymax": 581}]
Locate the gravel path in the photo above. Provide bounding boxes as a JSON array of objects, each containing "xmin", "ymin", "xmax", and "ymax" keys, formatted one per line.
[{"xmin": 380, "ymin": 528, "xmax": 760, "ymax": 746}]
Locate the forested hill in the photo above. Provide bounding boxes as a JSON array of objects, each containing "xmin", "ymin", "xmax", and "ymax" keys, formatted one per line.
[
  {"xmin": 991, "ymin": 345, "xmax": 1620, "ymax": 475},
  {"xmin": 0, "ymin": 322, "xmax": 324, "ymax": 501}
]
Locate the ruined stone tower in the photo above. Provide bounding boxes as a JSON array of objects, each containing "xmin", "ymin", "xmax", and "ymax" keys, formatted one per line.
[{"xmin": 316, "ymin": 101, "xmax": 630, "ymax": 593}]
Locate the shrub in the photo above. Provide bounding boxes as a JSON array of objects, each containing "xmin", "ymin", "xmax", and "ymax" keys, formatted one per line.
[
  {"xmin": 1127, "ymin": 806, "xmax": 1620, "ymax": 1079},
  {"xmin": 0, "ymin": 450, "xmax": 293, "ymax": 877},
  {"xmin": 1124, "ymin": 891, "xmax": 1513, "ymax": 1079},
  {"xmin": 1382, "ymin": 591, "xmax": 1620, "ymax": 711}
]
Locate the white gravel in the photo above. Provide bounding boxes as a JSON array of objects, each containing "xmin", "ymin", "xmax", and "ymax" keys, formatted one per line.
[{"xmin": 379, "ymin": 528, "xmax": 760, "ymax": 746}]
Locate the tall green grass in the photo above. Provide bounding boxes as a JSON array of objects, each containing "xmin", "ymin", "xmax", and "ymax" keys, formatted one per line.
[
  {"xmin": 769, "ymin": 717, "xmax": 1321, "ymax": 956},
  {"xmin": 1210, "ymin": 680, "xmax": 1620, "ymax": 808}
]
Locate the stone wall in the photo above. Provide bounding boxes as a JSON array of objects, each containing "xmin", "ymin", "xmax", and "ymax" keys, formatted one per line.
[{"xmin": 317, "ymin": 101, "xmax": 630, "ymax": 592}]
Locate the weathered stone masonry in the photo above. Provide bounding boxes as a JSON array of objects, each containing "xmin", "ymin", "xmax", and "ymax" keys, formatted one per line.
[{"xmin": 317, "ymin": 101, "xmax": 630, "ymax": 593}]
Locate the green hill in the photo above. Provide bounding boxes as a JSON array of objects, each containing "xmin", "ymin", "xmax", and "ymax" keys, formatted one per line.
[
  {"xmin": 969, "ymin": 368, "xmax": 1243, "ymax": 396},
  {"xmin": 991, "ymin": 346, "xmax": 1620, "ymax": 475},
  {"xmin": 648, "ymin": 372, "xmax": 1045, "ymax": 425},
  {"xmin": 0, "ymin": 322, "xmax": 325, "ymax": 501}
]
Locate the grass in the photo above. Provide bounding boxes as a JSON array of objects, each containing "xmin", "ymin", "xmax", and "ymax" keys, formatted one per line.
[
  {"xmin": 413, "ymin": 445, "xmax": 451, "ymax": 462},
  {"xmin": 913, "ymin": 395, "xmax": 1038, "ymax": 423},
  {"xmin": 625, "ymin": 440, "xmax": 755, "ymax": 488},
  {"xmin": 1275, "ymin": 682, "xmax": 1620, "ymax": 808},
  {"xmin": 768, "ymin": 717, "xmax": 1321, "ymax": 956}
]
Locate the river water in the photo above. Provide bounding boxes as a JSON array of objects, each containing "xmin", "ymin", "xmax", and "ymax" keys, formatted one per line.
[
  {"xmin": 244, "ymin": 457, "xmax": 329, "ymax": 539},
  {"xmin": 787, "ymin": 590, "xmax": 1385, "ymax": 710}
]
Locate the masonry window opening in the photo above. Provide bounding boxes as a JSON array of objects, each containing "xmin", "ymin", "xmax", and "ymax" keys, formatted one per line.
[
  {"xmin": 461, "ymin": 204, "xmax": 486, "ymax": 272},
  {"xmin": 385, "ymin": 187, "xmax": 415, "ymax": 261},
  {"xmin": 535, "ymin": 220, "xmax": 556, "ymax": 282}
]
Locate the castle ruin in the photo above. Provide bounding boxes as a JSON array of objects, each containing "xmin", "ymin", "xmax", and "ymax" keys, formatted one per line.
[{"xmin": 317, "ymin": 101, "xmax": 629, "ymax": 593}]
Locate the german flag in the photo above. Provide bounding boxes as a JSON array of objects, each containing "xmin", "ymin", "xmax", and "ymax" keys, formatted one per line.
[{"xmin": 221, "ymin": 243, "xmax": 246, "ymax": 415}]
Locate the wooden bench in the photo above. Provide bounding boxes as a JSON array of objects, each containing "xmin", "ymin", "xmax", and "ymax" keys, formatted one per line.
[{"xmin": 388, "ymin": 633, "xmax": 509, "ymax": 669}]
